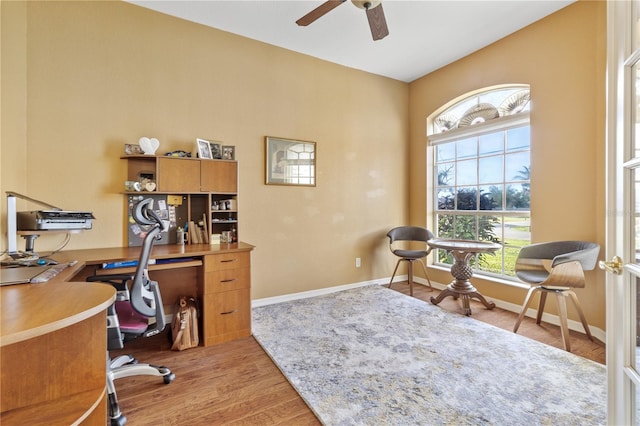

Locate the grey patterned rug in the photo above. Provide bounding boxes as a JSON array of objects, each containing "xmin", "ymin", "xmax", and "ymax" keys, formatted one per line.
[{"xmin": 252, "ymin": 285, "xmax": 606, "ymax": 425}]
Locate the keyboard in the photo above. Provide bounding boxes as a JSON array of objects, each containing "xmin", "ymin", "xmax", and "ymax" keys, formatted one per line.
[{"xmin": 30, "ymin": 261, "xmax": 77, "ymax": 283}]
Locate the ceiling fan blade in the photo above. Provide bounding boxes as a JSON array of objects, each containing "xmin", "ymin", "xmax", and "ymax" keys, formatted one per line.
[
  {"xmin": 366, "ymin": 3, "xmax": 389, "ymax": 40},
  {"xmin": 296, "ymin": 0, "xmax": 347, "ymax": 26}
]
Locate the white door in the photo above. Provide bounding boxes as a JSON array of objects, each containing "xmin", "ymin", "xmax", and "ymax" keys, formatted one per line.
[{"xmin": 605, "ymin": 1, "xmax": 640, "ymax": 424}]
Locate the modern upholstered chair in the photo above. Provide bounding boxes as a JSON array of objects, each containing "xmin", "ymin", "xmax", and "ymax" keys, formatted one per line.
[
  {"xmin": 88, "ymin": 199, "xmax": 175, "ymax": 426},
  {"xmin": 387, "ymin": 226, "xmax": 434, "ymax": 296},
  {"xmin": 512, "ymin": 240, "xmax": 600, "ymax": 352}
]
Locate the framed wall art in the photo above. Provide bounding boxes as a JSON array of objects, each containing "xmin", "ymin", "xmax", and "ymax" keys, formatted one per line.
[{"xmin": 265, "ymin": 136, "xmax": 316, "ymax": 186}]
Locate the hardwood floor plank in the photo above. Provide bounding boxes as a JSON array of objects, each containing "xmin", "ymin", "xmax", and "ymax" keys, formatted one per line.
[{"xmin": 110, "ymin": 282, "xmax": 604, "ymax": 424}]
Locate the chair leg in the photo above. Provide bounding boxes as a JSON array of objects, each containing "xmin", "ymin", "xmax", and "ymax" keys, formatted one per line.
[
  {"xmin": 407, "ymin": 260, "xmax": 414, "ymax": 296},
  {"xmin": 567, "ymin": 290, "xmax": 593, "ymax": 341},
  {"xmin": 111, "ymin": 354, "xmax": 135, "ymax": 369},
  {"xmin": 388, "ymin": 259, "xmax": 402, "ymax": 289},
  {"xmin": 107, "ymin": 359, "xmax": 127, "ymax": 426},
  {"xmin": 555, "ymin": 292, "xmax": 571, "ymax": 352},
  {"xmin": 536, "ymin": 291, "xmax": 548, "ymax": 325},
  {"xmin": 417, "ymin": 258, "xmax": 433, "ymax": 291},
  {"xmin": 112, "ymin": 363, "xmax": 174, "ymax": 382},
  {"xmin": 107, "ymin": 354, "xmax": 175, "ymax": 425},
  {"xmin": 513, "ymin": 286, "xmax": 540, "ymax": 333}
]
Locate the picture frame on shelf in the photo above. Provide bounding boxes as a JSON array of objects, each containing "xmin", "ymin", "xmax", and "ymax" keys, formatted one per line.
[
  {"xmin": 209, "ymin": 141, "xmax": 222, "ymax": 159},
  {"xmin": 196, "ymin": 138, "xmax": 213, "ymax": 159},
  {"xmin": 265, "ymin": 136, "xmax": 316, "ymax": 186},
  {"xmin": 222, "ymin": 145, "xmax": 236, "ymax": 160},
  {"xmin": 124, "ymin": 143, "xmax": 144, "ymax": 155}
]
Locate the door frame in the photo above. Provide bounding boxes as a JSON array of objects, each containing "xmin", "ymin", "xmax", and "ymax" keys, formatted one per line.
[{"xmin": 605, "ymin": 0, "xmax": 637, "ymax": 423}]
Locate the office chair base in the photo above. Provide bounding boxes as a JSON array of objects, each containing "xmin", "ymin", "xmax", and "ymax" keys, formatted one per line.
[
  {"xmin": 111, "ymin": 354, "xmax": 136, "ymax": 369},
  {"xmin": 107, "ymin": 364, "xmax": 175, "ymax": 425},
  {"xmin": 107, "ymin": 373, "xmax": 127, "ymax": 426},
  {"xmin": 109, "ymin": 412, "xmax": 126, "ymax": 426},
  {"xmin": 112, "ymin": 363, "xmax": 175, "ymax": 383}
]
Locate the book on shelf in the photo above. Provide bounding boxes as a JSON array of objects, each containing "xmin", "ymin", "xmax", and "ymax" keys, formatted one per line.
[
  {"xmin": 187, "ymin": 220, "xmax": 208, "ymax": 244},
  {"xmin": 202, "ymin": 213, "xmax": 209, "ymax": 244}
]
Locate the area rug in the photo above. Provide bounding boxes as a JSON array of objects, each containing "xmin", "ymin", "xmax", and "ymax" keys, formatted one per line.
[{"xmin": 252, "ymin": 285, "xmax": 606, "ymax": 425}]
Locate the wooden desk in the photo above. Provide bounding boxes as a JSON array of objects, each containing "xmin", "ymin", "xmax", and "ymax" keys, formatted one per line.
[
  {"xmin": 1, "ymin": 241, "xmax": 253, "ymax": 425},
  {"xmin": 1, "ymin": 277, "xmax": 116, "ymax": 425},
  {"xmin": 428, "ymin": 238, "xmax": 501, "ymax": 316},
  {"xmin": 58, "ymin": 242, "xmax": 255, "ymax": 346}
]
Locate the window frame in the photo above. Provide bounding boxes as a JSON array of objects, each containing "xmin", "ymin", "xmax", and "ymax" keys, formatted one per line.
[{"xmin": 428, "ymin": 108, "xmax": 530, "ymax": 282}]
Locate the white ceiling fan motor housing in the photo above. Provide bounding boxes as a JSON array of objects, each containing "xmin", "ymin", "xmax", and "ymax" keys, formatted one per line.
[{"xmin": 352, "ymin": 0, "xmax": 382, "ymax": 10}]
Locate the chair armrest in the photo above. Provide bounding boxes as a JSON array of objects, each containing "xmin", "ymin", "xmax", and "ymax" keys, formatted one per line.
[
  {"xmin": 541, "ymin": 260, "xmax": 586, "ymax": 289},
  {"xmin": 142, "ymin": 280, "xmax": 166, "ymax": 337},
  {"xmin": 551, "ymin": 247, "xmax": 599, "ymax": 270}
]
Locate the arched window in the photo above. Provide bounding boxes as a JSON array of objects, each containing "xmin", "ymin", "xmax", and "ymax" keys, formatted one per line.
[{"xmin": 428, "ymin": 86, "xmax": 530, "ymax": 279}]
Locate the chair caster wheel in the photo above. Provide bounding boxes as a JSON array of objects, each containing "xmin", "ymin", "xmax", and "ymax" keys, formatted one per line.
[
  {"xmin": 110, "ymin": 415, "xmax": 127, "ymax": 426},
  {"xmin": 164, "ymin": 372, "xmax": 176, "ymax": 384}
]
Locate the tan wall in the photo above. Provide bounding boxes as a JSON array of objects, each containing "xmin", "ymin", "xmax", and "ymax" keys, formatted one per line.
[
  {"xmin": 0, "ymin": 1, "xmax": 408, "ymax": 298},
  {"xmin": 408, "ymin": 1, "xmax": 607, "ymax": 329}
]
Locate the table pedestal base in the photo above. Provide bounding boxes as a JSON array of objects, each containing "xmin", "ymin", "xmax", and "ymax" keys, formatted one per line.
[
  {"xmin": 426, "ymin": 239, "xmax": 501, "ymax": 316},
  {"xmin": 430, "ymin": 283, "xmax": 496, "ymax": 316}
]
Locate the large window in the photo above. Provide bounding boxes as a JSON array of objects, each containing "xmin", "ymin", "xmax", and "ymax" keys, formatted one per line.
[{"xmin": 429, "ymin": 86, "xmax": 531, "ymax": 279}]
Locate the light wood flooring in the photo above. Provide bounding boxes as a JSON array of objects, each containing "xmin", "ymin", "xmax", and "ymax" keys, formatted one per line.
[{"xmin": 111, "ymin": 281, "xmax": 605, "ymax": 425}]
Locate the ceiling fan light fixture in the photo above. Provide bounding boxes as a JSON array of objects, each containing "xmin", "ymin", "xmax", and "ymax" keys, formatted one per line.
[
  {"xmin": 296, "ymin": 0, "xmax": 388, "ymax": 41},
  {"xmin": 352, "ymin": 0, "xmax": 381, "ymax": 10}
]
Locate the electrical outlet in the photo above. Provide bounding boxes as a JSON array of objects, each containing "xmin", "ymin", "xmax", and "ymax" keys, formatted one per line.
[{"xmin": 355, "ymin": 257, "xmax": 361, "ymax": 268}]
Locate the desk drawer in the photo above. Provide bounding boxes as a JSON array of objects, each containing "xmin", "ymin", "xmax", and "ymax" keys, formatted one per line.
[
  {"xmin": 205, "ymin": 267, "xmax": 250, "ymax": 293},
  {"xmin": 204, "ymin": 252, "xmax": 250, "ymax": 272},
  {"xmin": 204, "ymin": 288, "xmax": 251, "ymax": 345}
]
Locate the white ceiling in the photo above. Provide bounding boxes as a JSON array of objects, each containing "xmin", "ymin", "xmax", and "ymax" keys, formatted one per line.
[{"xmin": 128, "ymin": 0, "xmax": 574, "ymax": 83}]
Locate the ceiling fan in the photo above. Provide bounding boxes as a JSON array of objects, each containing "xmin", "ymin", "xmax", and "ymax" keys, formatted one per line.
[{"xmin": 296, "ymin": 0, "xmax": 389, "ymax": 41}]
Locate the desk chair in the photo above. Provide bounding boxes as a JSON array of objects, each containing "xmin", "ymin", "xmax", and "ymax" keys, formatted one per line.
[
  {"xmin": 387, "ymin": 226, "xmax": 434, "ymax": 296},
  {"xmin": 512, "ymin": 241, "xmax": 600, "ymax": 352},
  {"xmin": 88, "ymin": 199, "xmax": 174, "ymax": 426}
]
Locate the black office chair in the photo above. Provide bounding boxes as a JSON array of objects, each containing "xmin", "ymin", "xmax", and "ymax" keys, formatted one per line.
[
  {"xmin": 512, "ymin": 240, "xmax": 600, "ymax": 352},
  {"xmin": 387, "ymin": 226, "xmax": 434, "ymax": 296},
  {"xmin": 88, "ymin": 199, "xmax": 175, "ymax": 426}
]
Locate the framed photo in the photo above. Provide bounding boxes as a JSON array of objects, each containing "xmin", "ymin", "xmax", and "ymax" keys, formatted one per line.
[
  {"xmin": 124, "ymin": 143, "xmax": 144, "ymax": 155},
  {"xmin": 209, "ymin": 142, "xmax": 222, "ymax": 159},
  {"xmin": 265, "ymin": 136, "xmax": 316, "ymax": 186},
  {"xmin": 196, "ymin": 138, "xmax": 213, "ymax": 159},
  {"xmin": 222, "ymin": 145, "xmax": 235, "ymax": 160}
]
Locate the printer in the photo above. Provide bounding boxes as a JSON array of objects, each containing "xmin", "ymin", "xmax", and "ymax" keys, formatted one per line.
[{"xmin": 17, "ymin": 210, "xmax": 95, "ymax": 231}]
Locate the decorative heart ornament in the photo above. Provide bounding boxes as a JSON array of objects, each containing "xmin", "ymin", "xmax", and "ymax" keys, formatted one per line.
[{"xmin": 139, "ymin": 137, "xmax": 160, "ymax": 155}]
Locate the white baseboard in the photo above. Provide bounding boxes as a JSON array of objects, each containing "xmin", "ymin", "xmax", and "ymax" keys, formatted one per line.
[
  {"xmin": 252, "ymin": 275, "xmax": 606, "ymax": 344},
  {"xmin": 251, "ymin": 278, "xmax": 390, "ymax": 308}
]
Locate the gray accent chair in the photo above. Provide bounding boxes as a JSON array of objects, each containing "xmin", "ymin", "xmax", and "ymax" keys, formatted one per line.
[
  {"xmin": 512, "ymin": 240, "xmax": 600, "ymax": 352},
  {"xmin": 387, "ymin": 226, "xmax": 434, "ymax": 296}
]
